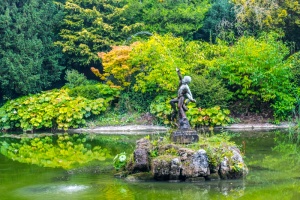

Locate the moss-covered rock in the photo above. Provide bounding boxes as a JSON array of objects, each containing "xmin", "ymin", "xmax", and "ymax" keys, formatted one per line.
[{"xmin": 124, "ymin": 134, "xmax": 248, "ymax": 181}]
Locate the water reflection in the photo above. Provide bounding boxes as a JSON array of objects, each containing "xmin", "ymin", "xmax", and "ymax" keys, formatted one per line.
[
  {"xmin": 19, "ymin": 184, "xmax": 89, "ymax": 194},
  {"xmin": 0, "ymin": 133, "xmax": 138, "ymax": 169},
  {"xmin": 1, "ymin": 131, "xmax": 300, "ymax": 199}
]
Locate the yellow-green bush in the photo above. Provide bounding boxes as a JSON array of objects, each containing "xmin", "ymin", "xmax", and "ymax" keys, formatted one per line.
[{"xmin": 0, "ymin": 89, "xmax": 111, "ymax": 131}]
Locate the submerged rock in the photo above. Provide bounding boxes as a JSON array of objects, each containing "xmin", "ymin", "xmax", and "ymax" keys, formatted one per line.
[{"xmin": 125, "ymin": 172, "xmax": 153, "ymax": 182}]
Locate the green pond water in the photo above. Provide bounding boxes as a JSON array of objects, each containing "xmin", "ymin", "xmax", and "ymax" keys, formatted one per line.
[{"xmin": 0, "ymin": 131, "xmax": 300, "ymax": 200}]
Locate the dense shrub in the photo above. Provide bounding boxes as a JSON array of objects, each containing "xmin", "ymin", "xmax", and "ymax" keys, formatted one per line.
[
  {"xmin": 0, "ymin": 89, "xmax": 111, "ymax": 131},
  {"xmin": 0, "ymin": 0, "xmax": 64, "ymax": 101},
  {"xmin": 187, "ymin": 105, "xmax": 231, "ymax": 128},
  {"xmin": 203, "ymin": 34, "xmax": 297, "ymax": 119},
  {"xmin": 97, "ymin": 45, "xmax": 139, "ymax": 89},
  {"xmin": 149, "ymin": 95, "xmax": 173, "ymax": 125},
  {"xmin": 64, "ymin": 69, "xmax": 89, "ymax": 88},
  {"xmin": 190, "ymin": 74, "xmax": 232, "ymax": 108},
  {"xmin": 68, "ymin": 84, "xmax": 120, "ymax": 100},
  {"xmin": 117, "ymin": 89, "xmax": 158, "ymax": 113}
]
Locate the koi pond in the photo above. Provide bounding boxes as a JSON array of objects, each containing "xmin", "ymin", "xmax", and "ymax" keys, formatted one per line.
[{"xmin": 0, "ymin": 130, "xmax": 300, "ymax": 200}]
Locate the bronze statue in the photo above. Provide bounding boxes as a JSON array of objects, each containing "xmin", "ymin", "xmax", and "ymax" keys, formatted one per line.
[{"xmin": 170, "ymin": 68, "xmax": 196, "ymax": 128}]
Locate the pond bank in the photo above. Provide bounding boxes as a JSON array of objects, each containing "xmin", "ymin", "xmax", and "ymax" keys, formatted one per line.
[
  {"xmin": 68, "ymin": 125, "xmax": 169, "ymax": 134},
  {"xmin": 68, "ymin": 122, "xmax": 293, "ymax": 134}
]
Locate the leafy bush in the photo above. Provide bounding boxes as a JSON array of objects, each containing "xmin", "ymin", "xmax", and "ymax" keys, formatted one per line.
[
  {"xmin": 149, "ymin": 95, "xmax": 173, "ymax": 125},
  {"xmin": 130, "ymin": 34, "xmax": 193, "ymax": 93},
  {"xmin": 97, "ymin": 45, "xmax": 140, "ymax": 89},
  {"xmin": 0, "ymin": 134, "xmax": 110, "ymax": 169},
  {"xmin": 187, "ymin": 105, "xmax": 231, "ymax": 128},
  {"xmin": 68, "ymin": 84, "xmax": 120, "ymax": 100},
  {"xmin": 0, "ymin": 89, "xmax": 110, "ymax": 131},
  {"xmin": 64, "ymin": 69, "xmax": 89, "ymax": 88},
  {"xmin": 117, "ymin": 89, "xmax": 158, "ymax": 113},
  {"xmin": 203, "ymin": 34, "xmax": 297, "ymax": 119},
  {"xmin": 190, "ymin": 74, "xmax": 232, "ymax": 108},
  {"xmin": 287, "ymin": 51, "xmax": 300, "ymax": 87}
]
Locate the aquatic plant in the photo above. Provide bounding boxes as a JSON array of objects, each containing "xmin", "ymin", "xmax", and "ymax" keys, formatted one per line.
[{"xmin": 113, "ymin": 152, "xmax": 128, "ymax": 170}]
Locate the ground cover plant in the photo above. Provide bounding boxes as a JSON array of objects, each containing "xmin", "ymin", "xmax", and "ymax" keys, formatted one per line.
[{"xmin": 0, "ymin": 87, "xmax": 117, "ymax": 131}]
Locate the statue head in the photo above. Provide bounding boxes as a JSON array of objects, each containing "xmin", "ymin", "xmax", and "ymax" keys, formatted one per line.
[{"xmin": 182, "ymin": 76, "xmax": 191, "ymax": 84}]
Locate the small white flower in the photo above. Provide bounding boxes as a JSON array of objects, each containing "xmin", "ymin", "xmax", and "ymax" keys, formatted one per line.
[{"xmin": 119, "ymin": 155, "xmax": 126, "ymax": 162}]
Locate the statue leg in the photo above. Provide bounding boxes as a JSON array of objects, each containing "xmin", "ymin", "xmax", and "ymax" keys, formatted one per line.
[
  {"xmin": 170, "ymin": 98, "xmax": 178, "ymax": 120},
  {"xmin": 183, "ymin": 99, "xmax": 190, "ymax": 111},
  {"xmin": 178, "ymin": 96, "xmax": 186, "ymax": 119}
]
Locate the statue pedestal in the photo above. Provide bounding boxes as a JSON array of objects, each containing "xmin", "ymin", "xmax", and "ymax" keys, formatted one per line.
[
  {"xmin": 172, "ymin": 129, "xmax": 199, "ymax": 144},
  {"xmin": 172, "ymin": 118, "xmax": 198, "ymax": 144}
]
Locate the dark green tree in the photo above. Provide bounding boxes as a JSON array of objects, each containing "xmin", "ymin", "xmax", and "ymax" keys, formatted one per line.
[
  {"xmin": 200, "ymin": 0, "xmax": 237, "ymax": 42},
  {"xmin": 55, "ymin": 0, "xmax": 142, "ymax": 68},
  {"xmin": 126, "ymin": 0, "xmax": 211, "ymax": 41},
  {"xmin": 0, "ymin": 0, "xmax": 64, "ymax": 101}
]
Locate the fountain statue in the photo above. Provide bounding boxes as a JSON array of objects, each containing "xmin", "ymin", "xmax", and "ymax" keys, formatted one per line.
[{"xmin": 170, "ymin": 68, "xmax": 199, "ymax": 143}]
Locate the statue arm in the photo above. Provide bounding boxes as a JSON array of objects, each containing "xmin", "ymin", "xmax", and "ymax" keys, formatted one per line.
[
  {"xmin": 176, "ymin": 68, "xmax": 182, "ymax": 81},
  {"xmin": 186, "ymin": 85, "xmax": 196, "ymax": 102}
]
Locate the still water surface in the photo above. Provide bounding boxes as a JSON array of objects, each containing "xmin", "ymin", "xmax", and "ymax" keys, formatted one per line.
[{"xmin": 0, "ymin": 131, "xmax": 300, "ymax": 200}]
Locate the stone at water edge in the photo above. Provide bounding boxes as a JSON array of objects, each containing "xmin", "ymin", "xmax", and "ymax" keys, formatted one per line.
[
  {"xmin": 127, "ymin": 138, "xmax": 151, "ymax": 173},
  {"xmin": 218, "ymin": 147, "xmax": 249, "ymax": 179},
  {"xmin": 180, "ymin": 149, "xmax": 210, "ymax": 178},
  {"xmin": 169, "ymin": 158, "xmax": 181, "ymax": 180},
  {"xmin": 124, "ymin": 138, "xmax": 248, "ymax": 181}
]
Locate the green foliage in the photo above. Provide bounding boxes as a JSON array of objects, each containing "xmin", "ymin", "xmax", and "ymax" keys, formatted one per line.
[
  {"xmin": 189, "ymin": 74, "xmax": 232, "ymax": 108},
  {"xmin": 130, "ymin": 34, "xmax": 202, "ymax": 93},
  {"xmin": 287, "ymin": 51, "xmax": 300, "ymax": 87},
  {"xmin": 0, "ymin": 134, "xmax": 110, "ymax": 169},
  {"xmin": 0, "ymin": 89, "xmax": 110, "ymax": 131},
  {"xmin": 201, "ymin": 0, "xmax": 237, "ymax": 42},
  {"xmin": 64, "ymin": 69, "xmax": 89, "ymax": 88},
  {"xmin": 55, "ymin": 0, "xmax": 141, "ymax": 67},
  {"xmin": 97, "ymin": 34, "xmax": 205, "ymax": 94},
  {"xmin": 187, "ymin": 105, "xmax": 231, "ymax": 128},
  {"xmin": 117, "ymin": 89, "xmax": 158, "ymax": 113},
  {"xmin": 98, "ymin": 45, "xmax": 139, "ymax": 89},
  {"xmin": 204, "ymin": 34, "xmax": 296, "ymax": 119},
  {"xmin": 68, "ymin": 83, "xmax": 120, "ymax": 100},
  {"xmin": 232, "ymin": 0, "xmax": 300, "ymax": 42},
  {"xmin": 113, "ymin": 152, "xmax": 127, "ymax": 170},
  {"xmin": 89, "ymin": 111, "xmax": 140, "ymax": 126},
  {"xmin": 126, "ymin": 0, "xmax": 211, "ymax": 40},
  {"xmin": 149, "ymin": 95, "xmax": 172, "ymax": 125},
  {"xmin": 0, "ymin": 0, "xmax": 64, "ymax": 100}
]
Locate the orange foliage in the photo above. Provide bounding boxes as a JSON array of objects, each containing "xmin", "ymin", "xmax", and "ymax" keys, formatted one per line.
[
  {"xmin": 96, "ymin": 43, "xmax": 139, "ymax": 89},
  {"xmin": 90, "ymin": 67, "xmax": 102, "ymax": 79}
]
